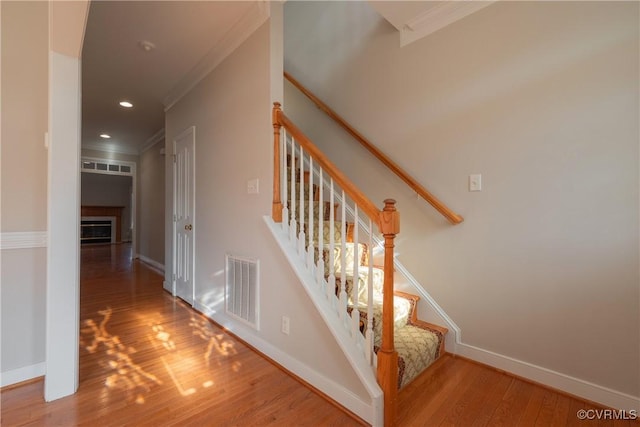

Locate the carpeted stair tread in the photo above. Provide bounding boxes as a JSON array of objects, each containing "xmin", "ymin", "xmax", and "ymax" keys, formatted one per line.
[{"xmin": 378, "ymin": 325, "xmax": 439, "ymax": 389}]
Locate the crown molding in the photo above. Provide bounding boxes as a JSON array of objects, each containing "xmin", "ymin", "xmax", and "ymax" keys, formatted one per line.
[
  {"xmin": 400, "ymin": 1, "xmax": 495, "ymax": 47},
  {"xmin": 163, "ymin": 1, "xmax": 270, "ymax": 111},
  {"xmin": 141, "ymin": 128, "xmax": 165, "ymax": 153}
]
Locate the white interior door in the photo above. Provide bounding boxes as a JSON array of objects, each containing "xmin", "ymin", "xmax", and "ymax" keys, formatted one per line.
[{"xmin": 173, "ymin": 127, "xmax": 195, "ymax": 305}]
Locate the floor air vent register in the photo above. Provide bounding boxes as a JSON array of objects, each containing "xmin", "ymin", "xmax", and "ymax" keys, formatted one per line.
[{"xmin": 225, "ymin": 254, "xmax": 260, "ymax": 330}]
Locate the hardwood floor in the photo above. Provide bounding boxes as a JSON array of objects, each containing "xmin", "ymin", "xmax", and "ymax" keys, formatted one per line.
[
  {"xmin": 398, "ymin": 354, "xmax": 639, "ymax": 427},
  {"xmin": 1, "ymin": 244, "xmax": 363, "ymax": 426},
  {"xmin": 2, "ymin": 243, "xmax": 638, "ymax": 426}
]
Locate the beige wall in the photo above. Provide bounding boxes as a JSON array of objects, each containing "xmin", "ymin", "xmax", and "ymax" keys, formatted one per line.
[
  {"xmin": 285, "ymin": 1, "xmax": 639, "ymax": 399},
  {"xmin": 138, "ymin": 141, "xmax": 165, "ymax": 264},
  {"xmin": 1, "ymin": 248, "xmax": 47, "ymax": 373},
  {"xmin": 1, "ymin": 1, "xmax": 48, "ymax": 232},
  {"xmin": 1, "ymin": 1, "xmax": 49, "ymax": 376},
  {"xmin": 165, "ymin": 19, "xmax": 370, "ymax": 405}
]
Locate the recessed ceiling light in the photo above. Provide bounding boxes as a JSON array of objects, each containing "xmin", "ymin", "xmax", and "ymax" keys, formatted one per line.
[
  {"xmin": 100, "ymin": 134, "xmax": 111, "ymax": 139},
  {"xmin": 119, "ymin": 101, "xmax": 133, "ymax": 108}
]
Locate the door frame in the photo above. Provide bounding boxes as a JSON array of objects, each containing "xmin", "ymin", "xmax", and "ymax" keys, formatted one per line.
[{"xmin": 172, "ymin": 126, "xmax": 196, "ymax": 303}]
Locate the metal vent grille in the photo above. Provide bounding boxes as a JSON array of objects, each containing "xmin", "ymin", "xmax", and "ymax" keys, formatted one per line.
[
  {"xmin": 81, "ymin": 157, "xmax": 134, "ymax": 176},
  {"xmin": 225, "ymin": 255, "xmax": 259, "ymax": 329}
]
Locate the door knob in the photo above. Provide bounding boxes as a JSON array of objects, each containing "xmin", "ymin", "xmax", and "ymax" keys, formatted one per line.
[{"xmin": 185, "ymin": 224, "xmax": 192, "ymax": 231}]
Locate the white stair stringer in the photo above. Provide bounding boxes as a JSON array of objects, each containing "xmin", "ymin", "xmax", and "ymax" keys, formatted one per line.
[{"xmin": 264, "ymin": 216, "xmax": 383, "ymax": 427}]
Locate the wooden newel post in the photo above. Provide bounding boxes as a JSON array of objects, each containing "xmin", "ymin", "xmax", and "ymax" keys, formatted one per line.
[
  {"xmin": 377, "ymin": 199, "xmax": 400, "ymax": 426},
  {"xmin": 272, "ymin": 102, "xmax": 283, "ymax": 222}
]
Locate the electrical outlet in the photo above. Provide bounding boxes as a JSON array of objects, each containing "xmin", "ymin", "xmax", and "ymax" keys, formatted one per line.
[{"xmin": 281, "ymin": 316, "xmax": 290, "ymax": 335}]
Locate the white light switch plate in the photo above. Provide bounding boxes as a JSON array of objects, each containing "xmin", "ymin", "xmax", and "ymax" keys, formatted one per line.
[
  {"xmin": 469, "ymin": 174, "xmax": 482, "ymax": 192},
  {"xmin": 247, "ymin": 178, "xmax": 259, "ymax": 194},
  {"xmin": 281, "ymin": 316, "xmax": 290, "ymax": 335}
]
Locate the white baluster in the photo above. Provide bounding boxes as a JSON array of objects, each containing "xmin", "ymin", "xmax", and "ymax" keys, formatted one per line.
[
  {"xmin": 289, "ymin": 140, "xmax": 296, "ymax": 244},
  {"xmin": 327, "ymin": 179, "xmax": 336, "ymax": 303},
  {"xmin": 365, "ymin": 218, "xmax": 374, "ymax": 364},
  {"xmin": 316, "ymin": 169, "xmax": 325, "ymax": 289},
  {"xmin": 339, "ymin": 191, "xmax": 348, "ymax": 320},
  {"xmin": 298, "ymin": 145, "xmax": 306, "ymax": 256},
  {"xmin": 282, "ymin": 130, "xmax": 289, "ymax": 234},
  {"xmin": 307, "ymin": 157, "xmax": 315, "ymax": 271},
  {"xmin": 351, "ymin": 205, "xmax": 360, "ymax": 340}
]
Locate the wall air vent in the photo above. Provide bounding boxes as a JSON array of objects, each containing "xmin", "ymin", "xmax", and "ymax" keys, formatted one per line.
[
  {"xmin": 81, "ymin": 157, "xmax": 135, "ymax": 177},
  {"xmin": 225, "ymin": 254, "xmax": 260, "ymax": 330}
]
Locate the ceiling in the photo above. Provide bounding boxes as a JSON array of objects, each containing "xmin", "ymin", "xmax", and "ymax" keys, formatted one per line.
[
  {"xmin": 81, "ymin": 1, "xmax": 491, "ymax": 156},
  {"xmin": 81, "ymin": 1, "xmax": 257, "ymax": 155}
]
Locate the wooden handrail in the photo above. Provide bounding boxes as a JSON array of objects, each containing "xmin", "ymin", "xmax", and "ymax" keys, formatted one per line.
[{"xmin": 284, "ymin": 71, "xmax": 464, "ymax": 225}]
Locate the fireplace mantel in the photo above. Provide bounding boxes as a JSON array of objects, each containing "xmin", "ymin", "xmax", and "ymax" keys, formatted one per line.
[{"xmin": 81, "ymin": 206, "xmax": 124, "ymax": 243}]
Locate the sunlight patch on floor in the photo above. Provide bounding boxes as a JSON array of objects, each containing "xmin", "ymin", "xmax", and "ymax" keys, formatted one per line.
[
  {"xmin": 189, "ymin": 315, "xmax": 240, "ymax": 368},
  {"xmin": 82, "ymin": 299, "xmax": 246, "ymax": 403},
  {"xmin": 81, "ymin": 307, "xmax": 162, "ymax": 404}
]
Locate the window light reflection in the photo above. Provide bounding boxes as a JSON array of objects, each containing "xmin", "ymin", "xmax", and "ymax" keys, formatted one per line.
[
  {"xmin": 82, "ymin": 303, "xmax": 244, "ymax": 404},
  {"xmin": 81, "ymin": 307, "xmax": 162, "ymax": 404}
]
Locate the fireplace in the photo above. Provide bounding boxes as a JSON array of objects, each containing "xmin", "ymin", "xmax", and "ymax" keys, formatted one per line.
[
  {"xmin": 81, "ymin": 206, "xmax": 123, "ymax": 243},
  {"xmin": 81, "ymin": 217, "xmax": 116, "ymax": 244}
]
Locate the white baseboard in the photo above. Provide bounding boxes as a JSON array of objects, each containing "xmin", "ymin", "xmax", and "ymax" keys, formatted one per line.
[
  {"xmin": 1, "ymin": 363, "xmax": 46, "ymax": 387},
  {"xmin": 163, "ymin": 280, "xmax": 174, "ymax": 294},
  {"xmin": 194, "ymin": 300, "xmax": 377, "ymax": 425},
  {"xmin": 136, "ymin": 254, "xmax": 165, "ymax": 275},
  {"xmin": 455, "ymin": 342, "xmax": 640, "ymax": 412}
]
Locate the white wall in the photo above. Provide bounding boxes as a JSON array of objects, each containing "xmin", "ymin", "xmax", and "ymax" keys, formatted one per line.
[
  {"xmin": 165, "ymin": 16, "xmax": 371, "ymax": 415},
  {"xmin": 138, "ymin": 141, "xmax": 165, "ymax": 265},
  {"xmin": 46, "ymin": 0, "xmax": 88, "ymax": 401},
  {"xmin": 0, "ymin": 0, "xmax": 49, "ymax": 385},
  {"xmin": 284, "ymin": 0, "xmax": 639, "ymax": 405}
]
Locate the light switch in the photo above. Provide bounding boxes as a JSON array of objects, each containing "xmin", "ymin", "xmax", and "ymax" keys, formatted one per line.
[
  {"xmin": 469, "ymin": 174, "xmax": 482, "ymax": 192},
  {"xmin": 281, "ymin": 316, "xmax": 290, "ymax": 335},
  {"xmin": 247, "ymin": 178, "xmax": 259, "ymax": 194}
]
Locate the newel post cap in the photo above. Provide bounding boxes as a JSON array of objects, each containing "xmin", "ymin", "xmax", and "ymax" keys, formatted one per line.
[
  {"xmin": 379, "ymin": 199, "xmax": 400, "ymax": 235},
  {"xmin": 273, "ymin": 102, "xmax": 282, "ymax": 127}
]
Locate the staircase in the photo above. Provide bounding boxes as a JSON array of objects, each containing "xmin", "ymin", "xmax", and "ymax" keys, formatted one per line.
[
  {"xmin": 287, "ymin": 161, "xmax": 448, "ymax": 390},
  {"xmin": 268, "ymin": 103, "xmax": 450, "ymax": 426}
]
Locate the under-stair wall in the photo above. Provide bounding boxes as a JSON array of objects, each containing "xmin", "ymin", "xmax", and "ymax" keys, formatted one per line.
[{"xmin": 284, "ymin": 0, "xmax": 640, "ymax": 410}]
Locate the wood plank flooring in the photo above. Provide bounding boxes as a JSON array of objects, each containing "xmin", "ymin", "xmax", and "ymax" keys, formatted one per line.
[
  {"xmin": 398, "ymin": 354, "xmax": 639, "ymax": 427},
  {"xmin": 1, "ymin": 244, "xmax": 363, "ymax": 426},
  {"xmin": 2, "ymin": 243, "xmax": 638, "ymax": 426}
]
